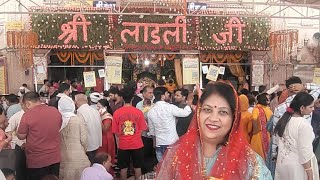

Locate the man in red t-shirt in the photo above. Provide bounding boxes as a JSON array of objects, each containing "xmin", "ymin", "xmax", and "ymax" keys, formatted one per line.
[
  {"xmin": 112, "ymin": 88, "xmax": 147, "ymax": 180},
  {"xmin": 17, "ymin": 92, "xmax": 62, "ymax": 180}
]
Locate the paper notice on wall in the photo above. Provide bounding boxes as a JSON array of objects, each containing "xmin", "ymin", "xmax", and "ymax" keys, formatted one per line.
[
  {"xmin": 206, "ymin": 65, "xmax": 219, "ymax": 81},
  {"xmin": 182, "ymin": 57, "xmax": 199, "ymax": 85},
  {"xmin": 313, "ymin": 68, "xmax": 320, "ymax": 85},
  {"xmin": 105, "ymin": 56, "xmax": 123, "ymax": 84},
  {"xmin": 202, "ymin": 65, "xmax": 209, "ymax": 74},
  {"xmin": 98, "ymin": 69, "xmax": 105, "ymax": 78},
  {"xmin": 37, "ymin": 65, "xmax": 45, "ymax": 74},
  {"xmin": 251, "ymin": 60, "xmax": 264, "ymax": 86},
  {"xmin": 219, "ymin": 66, "xmax": 225, "ymax": 75},
  {"xmin": 33, "ymin": 57, "xmax": 48, "ymax": 84},
  {"xmin": 83, "ymin": 71, "xmax": 97, "ymax": 87}
]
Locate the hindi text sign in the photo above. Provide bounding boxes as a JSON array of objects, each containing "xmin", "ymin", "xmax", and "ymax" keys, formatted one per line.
[
  {"xmin": 199, "ymin": 16, "xmax": 270, "ymax": 50},
  {"xmin": 114, "ymin": 15, "xmax": 198, "ymax": 50},
  {"xmin": 31, "ymin": 9, "xmax": 113, "ymax": 49},
  {"xmin": 83, "ymin": 71, "xmax": 97, "ymax": 87},
  {"xmin": 6, "ymin": 21, "xmax": 24, "ymax": 31},
  {"xmin": 105, "ymin": 56, "xmax": 122, "ymax": 84},
  {"xmin": 212, "ymin": 17, "xmax": 245, "ymax": 45},
  {"xmin": 183, "ymin": 57, "xmax": 199, "ymax": 85},
  {"xmin": 58, "ymin": 14, "xmax": 91, "ymax": 44}
]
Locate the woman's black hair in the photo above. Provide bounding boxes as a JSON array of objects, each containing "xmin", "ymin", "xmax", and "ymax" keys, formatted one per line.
[
  {"xmin": 257, "ymin": 93, "xmax": 269, "ymax": 106},
  {"xmin": 1, "ymin": 168, "xmax": 14, "ymax": 178},
  {"xmin": 98, "ymin": 99, "xmax": 113, "ymax": 115},
  {"xmin": 0, "ymin": 105, "xmax": 4, "ymax": 115},
  {"xmin": 274, "ymin": 92, "xmax": 314, "ymax": 137},
  {"xmin": 200, "ymin": 82, "xmax": 236, "ymax": 145}
]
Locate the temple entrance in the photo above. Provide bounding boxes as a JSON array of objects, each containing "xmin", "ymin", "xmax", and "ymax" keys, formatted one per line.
[{"xmin": 122, "ymin": 54, "xmax": 176, "ymax": 86}]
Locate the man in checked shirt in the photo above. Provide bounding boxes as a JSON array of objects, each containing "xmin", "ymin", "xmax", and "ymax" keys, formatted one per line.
[{"xmin": 271, "ymin": 76, "xmax": 320, "ymax": 159}]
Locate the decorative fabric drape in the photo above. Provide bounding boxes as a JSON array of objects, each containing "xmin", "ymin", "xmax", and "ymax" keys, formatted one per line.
[
  {"xmin": 200, "ymin": 52, "xmax": 246, "ymax": 83},
  {"xmin": 200, "ymin": 52, "xmax": 244, "ymax": 63},
  {"xmin": 56, "ymin": 51, "xmax": 104, "ymax": 65},
  {"xmin": 269, "ymin": 30, "xmax": 298, "ymax": 64},
  {"xmin": 174, "ymin": 59, "xmax": 183, "ymax": 88},
  {"xmin": 228, "ymin": 59, "xmax": 246, "ymax": 84},
  {"xmin": 7, "ymin": 31, "xmax": 38, "ymax": 68}
]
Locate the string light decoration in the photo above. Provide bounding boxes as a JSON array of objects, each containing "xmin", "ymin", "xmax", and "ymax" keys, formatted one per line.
[
  {"xmin": 30, "ymin": 7, "xmax": 114, "ymax": 49},
  {"xmin": 199, "ymin": 16, "xmax": 270, "ymax": 51}
]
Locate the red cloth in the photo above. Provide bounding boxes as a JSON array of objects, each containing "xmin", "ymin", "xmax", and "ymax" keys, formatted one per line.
[
  {"xmin": 18, "ymin": 104, "xmax": 62, "ymax": 168},
  {"xmin": 112, "ymin": 106, "xmax": 147, "ymax": 150},
  {"xmin": 258, "ymin": 107, "xmax": 270, "ymax": 159},
  {"xmin": 94, "ymin": 78, "xmax": 104, "ymax": 93},
  {"xmin": 279, "ymin": 89, "xmax": 289, "ymax": 104},
  {"xmin": 98, "ymin": 117, "xmax": 116, "ymax": 176}
]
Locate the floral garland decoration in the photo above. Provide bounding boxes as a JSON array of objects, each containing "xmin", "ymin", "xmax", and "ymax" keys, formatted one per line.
[{"xmin": 30, "ymin": 7, "xmax": 114, "ymax": 50}]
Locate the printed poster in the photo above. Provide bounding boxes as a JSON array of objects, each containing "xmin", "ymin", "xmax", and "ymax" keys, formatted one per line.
[
  {"xmin": 252, "ymin": 60, "xmax": 264, "ymax": 86},
  {"xmin": 98, "ymin": 69, "xmax": 105, "ymax": 78},
  {"xmin": 313, "ymin": 68, "xmax": 320, "ymax": 85},
  {"xmin": 219, "ymin": 66, "xmax": 225, "ymax": 75},
  {"xmin": 202, "ymin": 65, "xmax": 209, "ymax": 74},
  {"xmin": 105, "ymin": 56, "xmax": 123, "ymax": 84},
  {"xmin": 83, "ymin": 71, "xmax": 97, "ymax": 87},
  {"xmin": 33, "ymin": 57, "xmax": 48, "ymax": 84},
  {"xmin": 183, "ymin": 57, "xmax": 199, "ymax": 85},
  {"xmin": 206, "ymin": 65, "xmax": 219, "ymax": 81}
]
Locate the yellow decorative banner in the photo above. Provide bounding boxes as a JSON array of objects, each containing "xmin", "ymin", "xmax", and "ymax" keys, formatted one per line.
[
  {"xmin": 206, "ymin": 65, "xmax": 220, "ymax": 82},
  {"xmin": 0, "ymin": 57, "xmax": 6, "ymax": 94},
  {"xmin": 105, "ymin": 56, "xmax": 122, "ymax": 84},
  {"xmin": 83, "ymin": 71, "xmax": 97, "ymax": 87},
  {"xmin": 6, "ymin": 21, "xmax": 24, "ymax": 31},
  {"xmin": 313, "ymin": 68, "xmax": 320, "ymax": 85},
  {"xmin": 183, "ymin": 57, "xmax": 199, "ymax": 85}
]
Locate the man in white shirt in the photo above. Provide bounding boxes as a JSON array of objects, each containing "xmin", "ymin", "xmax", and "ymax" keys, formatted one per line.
[
  {"xmin": 147, "ymin": 87, "xmax": 192, "ymax": 162},
  {"xmin": 5, "ymin": 109, "xmax": 26, "ymax": 180},
  {"xmin": 135, "ymin": 86, "xmax": 156, "ymax": 172},
  {"xmin": 75, "ymin": 93, "xmax": 102, "ymax": 164}
]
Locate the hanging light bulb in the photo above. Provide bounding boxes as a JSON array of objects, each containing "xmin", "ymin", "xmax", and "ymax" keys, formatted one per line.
[
  {"xmin": 136, "ymin": 54, "xmax": 139, "ymax": 64},
  {"xmin": 144, "ymin": 59, "xmax": 150, "ymax": 66}
]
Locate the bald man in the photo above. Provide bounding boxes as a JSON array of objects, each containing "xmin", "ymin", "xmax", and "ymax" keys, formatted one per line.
[{"xmin": 75, "ymin": 93, "xmax": 102, "ymax": 164}]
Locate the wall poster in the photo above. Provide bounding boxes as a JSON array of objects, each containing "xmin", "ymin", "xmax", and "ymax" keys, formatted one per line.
[
  {"xmin": 105, "ymin": 55, "xmax": 123, "ymax": 84},
  {"xmin": 182, "ymin": 57, "xmax": 199, "ymax": 85}
]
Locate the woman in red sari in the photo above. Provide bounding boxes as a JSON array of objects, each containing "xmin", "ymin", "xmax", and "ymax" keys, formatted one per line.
[
  {"xmin": 97, "ymin": 99, "xmax": 116, "ymax": 176},
  {"xmin": 157, "ymin": 81, "xmax": 271, "ymax": 179}
]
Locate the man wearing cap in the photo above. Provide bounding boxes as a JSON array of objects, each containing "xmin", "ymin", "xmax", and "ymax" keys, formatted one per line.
[{"xmin": 90, "ymin": 92, "xmax": 103, "ymax": 110}]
